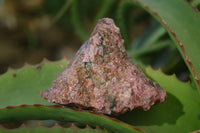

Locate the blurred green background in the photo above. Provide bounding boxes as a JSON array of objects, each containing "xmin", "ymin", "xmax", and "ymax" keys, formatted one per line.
[{"xmin": 0, "ymin": 0, "xmax": 199, "ymax": 82}]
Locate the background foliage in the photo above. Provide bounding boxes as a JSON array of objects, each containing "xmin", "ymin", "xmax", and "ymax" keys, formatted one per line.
[{"xmin": 0, "ymin": 0, "xmax": 200, "ymax": 132}]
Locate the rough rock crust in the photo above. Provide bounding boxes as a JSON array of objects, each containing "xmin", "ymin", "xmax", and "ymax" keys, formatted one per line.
[{"xmin": 41, "ymin": 18, "xmax": 166, "ymax": 115}]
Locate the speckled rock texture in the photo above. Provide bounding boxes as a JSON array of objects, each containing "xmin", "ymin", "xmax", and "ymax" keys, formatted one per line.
[{"xmin": 41, "ymin": 18, "xmax": 166, "ymax": 115}]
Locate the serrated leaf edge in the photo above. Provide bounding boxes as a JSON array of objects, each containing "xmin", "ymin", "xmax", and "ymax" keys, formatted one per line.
[
  {"xmin": 0, "ymin": 57, "xmax": 69, "ymax": 77},
  {"xmin": 0, "ymin": 121, "xmax": 107, "ymax": 131},
  {"xmin": 0, "ymin": 104, "xmax": 144, "ymax": 133}
]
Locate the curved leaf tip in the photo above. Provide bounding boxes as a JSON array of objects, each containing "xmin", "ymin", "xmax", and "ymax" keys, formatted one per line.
[{"xmin": 132, "ymin": 0, "xmax": 200, "ymax": 90}]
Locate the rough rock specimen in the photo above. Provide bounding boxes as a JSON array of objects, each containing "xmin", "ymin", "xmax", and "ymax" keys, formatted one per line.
[{"xmin": 41, "ymin": 18, "xmax": 166, "ymax": 115}]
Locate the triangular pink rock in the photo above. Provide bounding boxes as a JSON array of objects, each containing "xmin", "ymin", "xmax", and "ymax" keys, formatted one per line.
[{"xmin": 41, "ymin": 18, "xmax": 166, "ymax": 115}]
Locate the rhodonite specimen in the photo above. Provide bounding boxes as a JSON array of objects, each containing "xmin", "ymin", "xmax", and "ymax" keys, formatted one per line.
[{"xmin": 41, "ymin": 18, "xmax": 166, "ymax": 115}]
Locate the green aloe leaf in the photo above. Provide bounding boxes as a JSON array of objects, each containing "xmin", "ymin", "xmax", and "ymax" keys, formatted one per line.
[
  {"xmin": 0, "ymin": 59, "xmax": 69, "ymax": 108},
  {"xmin": 0, "ymin": 105, "xmax": 142, "ymax": 133},
  {"xmin": 116, "ymin": 67, "xmax": 200, "ymax": 133},
  {"xmin": 131, "ymin": 0, "xmax": 200, "ymax": 89},
  {"xmin": 0, "ymin": 59, "xmax": 142, "ymax": 133}
]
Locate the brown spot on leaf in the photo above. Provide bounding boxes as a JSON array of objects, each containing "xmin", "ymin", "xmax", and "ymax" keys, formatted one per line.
[
  {"xmin": 36, "ymin": 65, "xmax": 42, "ymax": 70},
  {"xmin": 59, "ymin": 116, "xmax": 64, "ymax": 120},
  {"xmin": 13, "ymin": 73, "xmax": 16, "ymax": 78}
]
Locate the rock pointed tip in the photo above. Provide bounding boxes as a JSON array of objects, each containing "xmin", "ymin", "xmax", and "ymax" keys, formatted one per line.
[
  {"xmin": 98, "ymin": 18, "xmax": 115, "ymax": 26},
  {"xmin": 92, "ymin": 18, "xmax": 120, "ymax": 36}
]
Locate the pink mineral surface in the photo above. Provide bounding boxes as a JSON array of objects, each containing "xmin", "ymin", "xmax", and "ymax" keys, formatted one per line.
[{"xmin": 41, "ymin": 18, "xmax": 166, "ymax": 115}]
